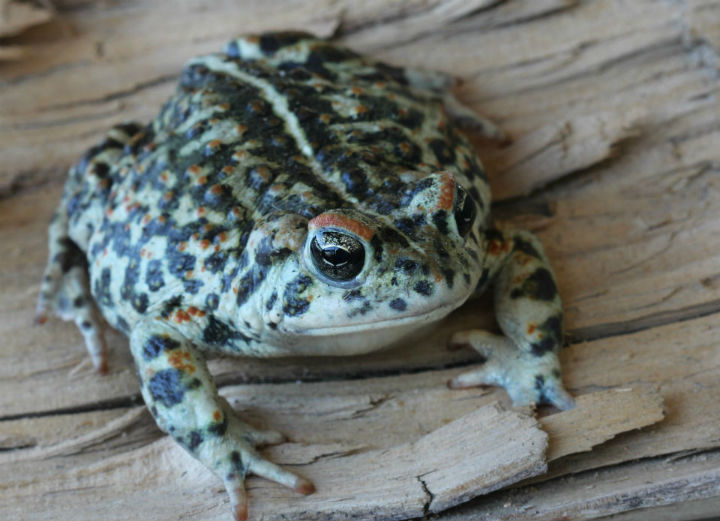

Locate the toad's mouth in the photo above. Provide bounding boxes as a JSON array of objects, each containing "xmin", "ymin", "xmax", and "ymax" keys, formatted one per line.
[{"xmin": 287, "ymin": 300, "xmax": 463, "ymax": 337}]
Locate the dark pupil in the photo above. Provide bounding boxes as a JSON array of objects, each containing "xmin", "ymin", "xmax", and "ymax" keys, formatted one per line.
[
  {"xmin": 321, "ymin": 246, "xmax": 350, "ymax": 266},
  {"xmin": 310, "ymin": 231, "xmax": 365, "ymax": 282},
  {"xmin": 453, "ymin": 186, "xmax": 476, "ymax": 238}
]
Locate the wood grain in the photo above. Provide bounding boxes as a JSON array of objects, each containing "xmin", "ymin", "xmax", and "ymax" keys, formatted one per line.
[{"xmin": 1, "ymin": 0, "xmax": 719, "ymax": 519}]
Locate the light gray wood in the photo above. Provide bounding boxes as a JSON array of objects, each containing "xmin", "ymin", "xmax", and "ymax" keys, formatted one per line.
[{"xmin": 1, "ymin": 0, "xmax": 719, "ymax": 519}]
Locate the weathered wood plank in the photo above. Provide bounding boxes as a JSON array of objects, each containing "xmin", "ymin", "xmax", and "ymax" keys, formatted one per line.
[
  {"xmin": 0, "ymin": 366, "xmax": 665, "ymax": 520},
  {"xmin": 1, "ymin": 0, "xmax": 719, "ymax": 519},
  {"xmin": 444, "ymin": 449, "xmax": 720, "ymax": 520}
]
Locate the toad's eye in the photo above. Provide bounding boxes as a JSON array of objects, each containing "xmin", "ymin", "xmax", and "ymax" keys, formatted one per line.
[
  {"xmin": 310, "ymin": 231, "xmax": 365, "ymax": 282},
  {"xmin": 453, "ymin": 185, "xmax": 476, "ymax": 238}
]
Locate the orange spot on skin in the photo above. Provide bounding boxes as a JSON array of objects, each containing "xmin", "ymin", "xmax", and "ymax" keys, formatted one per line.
[
  {"xmin": 354, "ymin": 105, "xmax": 368, "ymax": 115},
  {"xmin": 217, "ymin": 232, "xmax": 228, "ymax": 242},
  {"xmin": 213, "ymin": 410, "xmax": 222, "ymax": 421},
  {"xmin": 351, "ymin": 86, "xmax": 363, "ymax": 95},
  {"xmin": 164, "ymin": 191, "xmax": 174, "ymax": 201},
  {"xmin": 374, "ymin": 81, "xmax": 387, "ymax": 89},
  {"xmin": 188, "ymin": 165, "xmax": 201, "ymax": 175},
  {"xmin": 527, "ymin": 324, "xmax": 536, "ymax": 334},
  {"xmin": 197, "ymin": 207, "xmax": 206, "ymax": 216},
  {"xmin": 319, "ymin": 113, "xmax": 331, "ymax": 124},
  {"xmin": 236, "ymin": 124, "xmax": 248, "ymax": 135},
  {"xmin": 222, "ymin": 165, "xmax": 234, "ymax": 175},
  {"xmin": 210, "ymin": 184, "xmax": 224, "ymax": 195},
  {"xmin": 208, "ymin": 139, "xmax": 222, "ymax": 149},
  {"xmin": 219, "ymin": 102, "xmax": 230, "ymax": 111},
  {"xmin": 174, "ymin": 310, "xmax": 191, "ymax": 323},
  {"xmin": 197, "ymin": 176, "xmax": 208, "ymax": 185},
  {"xmin": 178, "ymin": 242, "xmax": 187, "ymax": 251},
  {"xmin": 309, "ymin": 213, "xmax": 374, "ymax": 241},
  {"xmin": 158, "ymin": 215, "xmax": 167, "ymax": 223},
  {"xmin": 168, "ymin": 350, "xmax": 195, "ymax": 374},
  {"xmin": 489, "ymin": 239, "xmax": 510, "ymax": 256},
  {"xmin": 185, "ymin": 270, "xmax": 194, "ymax": 279},
  {"xmin": 143, "ymin": 214, "xmax": 151, "ymax": 224},
  {"xmin": 399, "ymin": 142, "xmax": 411, "ymax": 154},
  {"xmin": 436, "ymin": 173, "xmax": 456, "ymax": 211},
  {"xmin": 199, "ymin": 240, "xmax": 211, "ymax": 249}
]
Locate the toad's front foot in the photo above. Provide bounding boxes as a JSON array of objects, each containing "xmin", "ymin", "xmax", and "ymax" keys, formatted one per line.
[
  {"xmin": 215, "ymin": 417, "xmax": 315, "ymax": 520},
  {"xmin": 448, "ymin": 330, "xmax": 574, "ymax": 410}
]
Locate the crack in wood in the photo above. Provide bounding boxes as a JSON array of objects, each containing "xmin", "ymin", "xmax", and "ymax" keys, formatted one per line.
[{"xmin": 39, "ymin": 73, "xmax": 178, "ymax": 112}]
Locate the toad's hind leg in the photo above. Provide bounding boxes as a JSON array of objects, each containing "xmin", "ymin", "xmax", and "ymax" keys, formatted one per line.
[
  {"xmin": 37, "ymin": 209, "xmax": 109, "ymax": 372},
  {"xmin": 404, "ymin": 68, "xmax": 508, "ymax": 142},
  {"xmin": 449, "ymin": 228, "xmax": 574, "ymax": 410},
  {"xmin": 37, "ymin": 122, "xmax": 144, "ymax": 373}
]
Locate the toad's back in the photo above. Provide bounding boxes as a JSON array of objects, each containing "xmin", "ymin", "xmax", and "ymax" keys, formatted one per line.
[
  {"xmin": 62, "ymin": 32, "xmax": 491, "ymax": 334},
  {"xmin": 38, "ymin": 33, "xmax": 572, "ymax": 518}
]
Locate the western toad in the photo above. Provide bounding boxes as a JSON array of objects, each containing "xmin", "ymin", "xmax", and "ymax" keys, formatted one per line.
[{"xmin": 38, "ymin": 32, "xmax": 573, "ymax": 520}]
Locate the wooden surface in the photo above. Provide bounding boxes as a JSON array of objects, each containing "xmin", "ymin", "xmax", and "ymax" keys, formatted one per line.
[{"xmin": 1, "ymin": 0, "xmax": 720, "ymax": 520}]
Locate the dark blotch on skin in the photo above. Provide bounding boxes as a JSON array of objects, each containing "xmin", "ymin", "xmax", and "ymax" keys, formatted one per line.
[
  {"xmin": 133, "ymin": 293, "xmax": 149, "ymax": 313},
  {"xmin": 143, "ymin": 335, "xmax": 180, "ymax": 361},
  {"xmin": 208, "ymin": 415, "xmax": 228, "ymax": 436},
  {"xmin": 94, "ymin": 268, "xmax": 113, "ymax": 308},
  {"xmin": 169, "ymin": 253, "xmax": 195, "ymax": 278},
  {"xmin": 395, "ymin": 258, "xmax": 418, "ymax": 273},
  {"xmin": 265, "ymin": 291, "xmax": 278, "ymax": 310},
  {"xmin": 432, "ymin": 211, "xmax": 449, "ymax": 235},
  {"xmin": 511, "ymin": 268, "xmax": 557, "ymax": 301},
  {"xmin": 203, "ymin": 315, "xmax": 236, "ymax": 345},
  {"xmin": 514, "ymin": 237, "xmax": 542, "ymax": 259},
  {"xmin": 534, "ymin": 375, "xmax": 551, "ymax": 405},
  {"xmin": 429, "ymin": 138, "xmax": 455, "ymax": 165},
  {"xmin": 389, "ymin": 298, "xmax": 407, "ymax": 311},
  {"xmin": 146, "ymin": 259, "xmax": 165, "ymax": 291},
  {"xmin": 56, "ymin": 238, "xmax": 87, "ymax": 273},
  {"xmin": 160, "ymin": 295, "xmax": 183, "ymax": 319},
  {"xmin": 413, "ymin": 280, "xmax": 433, "ymax": 296},
  {"xmin": 206, "ymin": 293, "xmax": 220, "ymax": 311},
  {"xmin": 186, "ymin": 430, "xmax": 204, "ymax": 451},
  {"xmin": 283, "ymin": 275, "xmax": 312, "ymax": 317},
  {"xmin": 530, "ymin": 315, "xmax": 563, "ymax": 357},
  {"xmin": 148, "ymin": 368, "xmax": 186, "ymax": 408}
]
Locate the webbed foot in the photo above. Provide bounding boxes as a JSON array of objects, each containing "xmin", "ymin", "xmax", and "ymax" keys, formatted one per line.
[{"xmin": 448, "ymin": 330, "xmax": 574, "ymax": 410}]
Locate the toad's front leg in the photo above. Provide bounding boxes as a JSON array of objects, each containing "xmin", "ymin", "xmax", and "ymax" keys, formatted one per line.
[
  {"xmin": 450, "ymin": 228, "xmax": 574, "ymax": 410},
  {"xmin": 130, "ymin": 315, "xmax": 314, "ymax": 521}
]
